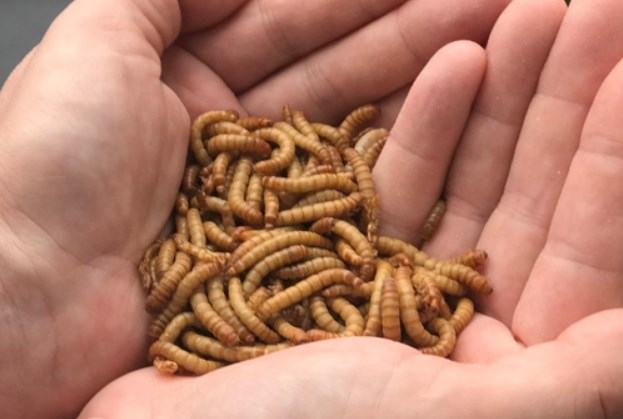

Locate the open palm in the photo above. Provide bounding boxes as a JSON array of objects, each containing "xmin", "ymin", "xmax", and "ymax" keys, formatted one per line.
[{"xmin": 1, "ymin": 0, "xmax": 621, "ymax": 418}]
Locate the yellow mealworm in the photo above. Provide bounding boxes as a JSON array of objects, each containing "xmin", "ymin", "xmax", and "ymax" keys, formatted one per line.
[
  {"xmin": 445, "ymin": 249, "xmax": 488, "ymax": 269},
  {"xmin": 420, "ymin": 318, "xmax": 456, "ymax": 357},
  {"xmin": 274, "ymin": 121, "xmax": 331, "ymax": 164},
  {"xmin": 413, "ymin": 266, "xmax": 466, "ymax": 297},
  {"xmin": 175, "ymin": 192, "xmax": 189, "ymax": 215},
  {"xmin": 395, "ymin": 265, "xmax": 438, "ymax": 347},
  {"xmin": 311, "ymin": 122, "xmax": 349, "ymax": 150},
  {"xmin": 361, "ymin": 135, "xmax": 386, "ymax": 169},
  {"xmin": 155, "ymin": 239, "xmax": 176, "ymax": 280},
  {"xmin": 342, "ymin": 147, "xmax": 379, "ymax": 243},
  {"xmin": 203, "ymin": 221, "xmax": 237, "ymax": 251},
  {"xmin": 246, "ymin": 287, "xmax": 272, "ymax": 312},
  {"xmin": 449, "ymin": 297, "xmax": 474, "ymax": 335},
  {"xmin": 236, "ymin": 115, "xmax": 273, "ymax": 131},
  {"xmin": 206, "ymin": 121, "xmax": 249, "ymax": 136},
  {"xmin": 173, "ymin": 233, "xmax": 229, "ymax": 263},
  {"xmin": 306, "ymin": 297, "xmax": 364, "ymax": 340},
  {"xmin": 300, "ymin": 164, "xmax": 335, "ymax": 177},
  {"xmin": 139, "ymin": 240, "xmax": 162, "ymax": 291},
  {"xmin": 275, "ymin": 192, "xmax": 362, "ymax": 226},
  {"xmin": 335, "ymin": 238, "xmax": 364, "ymax": 266},
  {"xmin": 191, "ymin": 291, "xmax": 240, "ymax": 346},
  {"xmin": 228, "ymin": 158, "xmax": 264, "ymax": 226},
  {"xmin": 183, "ymin": 164, "xmax": 200, "ymax": 194},
  {"xmin": 228, "ymin": 277, "xmax": 281, "ymax": 344},
  {"xmin": 242, "ymin": 245, "xmax": 308, "ymax": 296},
  {"xmin": 257, "ymin": 268, "xmax": 363, "ymax": 320},
  {"xmin": 175, "ymin": 214, "xmax": 189, "ymax": 240},
  {"xmin": 245, "ymin": 173, "xmax": 263, "ymax": 211},
  {"xmin": 325, "ymin": 145, "xmax": 346, "ymax": 173},
  {"xmin": 338, "ymin": 104, "xmax": 380, "ymax": 142},
  {"xmin": 271, "ymin": 316, "xmax": 308, "ymax": 343},
  {"xmin": 149, "ymin": 340, "xmax": 222, "ymax": 375},
  {"xmin": 292, "ymin": 189, "xmax": 345, "ymax": 208},
  {"xmin": 159, "ymin": 312, "xmax": 197, "ymax": 343},
  {"xmin": 288, "ymin": 157, "xmax": 304, "ymax": 178},
  {"xmin": 182, "ymin": 331, "xmax": 291, "ymax": 363},
  {"xmin": 420, "ymin": 200, "xmax": 446, "ymax": 242},
  {"xmin": 320, "ymin": 284, "xmax": 370, "ymax": 298},
  {"xmin": 213, "ymin": 152, "xmax": 234, "ymax": 194},
  {"xmin": 309, "ymin": 296, "xmax": 344, "ymax": 333},
  {"xmin": 149, "ymin": 262, "xmax": 223, "ymax": 338},
  {"xmin": 207, "ymin": 277, "xmax": 255, "ymax": 345},
  {"xmin": 262, "ymin": 173, "xmax": 358, "ymax": 195},
  {"xmin": 253, "ymin": 128, "xmax": 296, "ymax": 175},
  {"xmin": 227, "ymin": 231, "xmax": 332, "ymax": 275},
  {"xmin": 206, "ymin": 134, "xmax": 272, "ymax": 158},
  {"xmin": 273, "ymin": 256, "xmax": 345, "ymax": 280},
  {"xmin": 146, "ymin": 251, "xmax": 193, "ymax": 314},
  {"xmin": 380, "ymin": 276, "xmax": 401, "ymax": 341},
  {"xmin": 187, "ymin": 208, "xmax": 207, "ymax": 247},
  {"xmin": 190, "ymin": 110, "xmax": 239, "ymax": 166},
  {"xmin": 292, "ymin": 110, "xmax": 320, "ymax": 142},
  {"xmin": 363, "ymin": 260, "xmax": 393, "ymax": 337},
  {"xmin": 354, "ymin": 128, "xmax": 388, "ymax": 154},
  {"xmin": 263, "ymin": 190, "xmax": 280, "ymax": 228}
]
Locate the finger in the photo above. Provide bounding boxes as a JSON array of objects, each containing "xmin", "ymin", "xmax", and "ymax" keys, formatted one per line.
[
  {"xmin": 374, "ymin": 86, "xmax": 408, "ymax": 129},
  {"xmin": 513, "ymin": 59, "xmax": 623, "ymax": 344},
  {"xmin": 476, "ymin": 0, "xmax": 623, "ymax": 325},
  {"xmin": 179, "ymin": 0, "xmax": 248, "ymax": 32},
  {"xmin": 239, "ymin": 0, "xmax": 509, "ymax": 122},
  {"xmin": 0, "ymin": 47, "xmax": 37, "ymax": 107},
  {"xmin": 179, "ymin": 0, "xmax": 406, "ymax": 93},
  {"xmin": 423, "ymin": 0, "xmax": 566, "ymax": 258},
  {"xmin": 374, "ymin": 41, "xmax": 486, "ymax": 242}
]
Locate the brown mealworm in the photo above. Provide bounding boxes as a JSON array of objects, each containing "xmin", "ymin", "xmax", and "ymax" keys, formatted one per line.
[
  {"xmin": 236, "ymin": 116, "xmax": 273, "ymax": 131},
  {"xmin": 190, "ymin": 110, "xmax": 239, "ymax": 166},
  {"xmin": 263, "ymin": 190, "xmax": 280, "ymax": 228},
  {"xmin": 246, "ymin": 287, "xmax": 272, "ymax": 312},
  {"xmin": 363, "ymin": 260, "xmax": 393, "ymax": 337},
  {"xmin": 221, "ymin": 163, "xmax": 236, "ymax": 199},
  {"xmin": 420, "ymin": 200, "xmax": 446, "ymax": 242},
  {"xmin": 187, "ymin": 208, "xmax": 207, "ymax": 247},
  {"xmin": 183, "ymin": 164, "xmax": 201, "ymax": 194},
  {"xmin": 354, "ymin": 128, "xmax": 388, "ymax": 154},
  {"xmin": 203, "ymin": 221, "xmax": 237, "ymax": 251},
  {"xmin": 153, "ymin": 356, "xmax": 179, "ymax": 374},
  {"xmin": 413, "ymin": 266, "xmax": 466, "ymax": 297},
  {"xmin": 242, "ymin": 245, "xmax": 308, "ymax": 296},
  {"xmin": 253, "ymin": 128, "xmax": 296, "ymax": 175},
  {"xmin": 182, "ymin": 331, "xmax": 291, "ymax": 363},
  {"xmin": 228, "ymin": 158, "xmax": 264, "ymax": 226},
  {"xmin": 288, "ymin": 157, "xmax": 304, "ymax": 178},
  {"xmin": 197, "ymin": 194, "xmax": 236, "ymax": 233},
  {"xmin": 420, "ymin": 318, "xmax": 456, "ymax": 357},
  {"xmin": 311, "ymin": 122, "xmax": 349, "ymax": 150},
  {"xmin": 445, "ymin": 249, "xmax": 488, "ymax": 269},
  {"xmin": 228, "ymin": 277, "xmax": 281, "ymax": 344},
  {"xmin": 300, "ymin": 164, "xmax": 335, "ymax": 177},
  {"xmin": 207, "ymin": 277, "xmax": 255, "ymax": 345},
  {"xmin": 175, "ymin": 192, "xmax": 189, "ymax": 216},
  {"xmin": 206, "ymin": 134, "xmax": 272, "ymax": 158},
  {"xmin": 146, "ymin": 251, "xmax": 193, "ymax": 314},
  {"xmin": 191, "ymin": 291, "xmax": 240, "ymax": 347},
  {"xmin": 206, "ymin": 121, "xmax": 249, "ymax": 136},
  {"xmin": 309, "ymin": 296, "xmax": 344, "ymax": 333},
  {"xmin": 304, "ymin": 247, "xmax": 339, "ymax": 259},
  {"xmin": 282, "ymin": 105, "xmax": 293, "ymax": 125},
  {"xmin": 271, "ymin": 316, "xmax": 308, "ymax": 343},
  {"xmin": 139, "ymin": 240, "xmax": 162, "ymax": 291},
  {"xmin": 335, "ymin": 238, "xmax": 364, "ymax": 266},
  {"xmin": 292, "ymin": 190, "xmax": 345, "ymax": 208},
  {"xmin": 262, "ymin": 173, "xmax": 358, "ymax": 195},
  {"xmin": 272, "ymin": 256, "xmax": 345, "ymax": 280},
  {"xmin": 306, "ymin": 297, "xmax": 364, "ymax": 340},
  {"xmin": 213, "ymin": 152, "xmax": 234, "ymax": 194},
  {"xmin": 395, "ymin": 266, "xmax": 438, "ymax": 347},
  {"xmin": 386, "ymin": 253, "xmax": 413, "ymax": 268},
  {"xmin": 149, "ymin": 340, "xmax": 222, "ymax": 375},
  {"xmin": 159, "ymin": 312, "xmax": 197, "ymax": 343},
  {"xmin": 228, "ymin": 228, "xmax": 291, "ymax": 265},
  {"xmin": 320, "ymin": 284, "xmax": 370, "ymax": 299},
  {"xmin": 325, "ymin": 145, "xmax": 346, "ymax": 173},
  {"xmin": 342, "ymin": 147, "xmax": 379, "ymax": 243},
  {"xmin": 449, "ymin": 297, "xmax": 474, "ymax": 335},
  {"xmin": 173, "ymin": 233, "xmax": 229, "ymax": 263},
  {"xmin": 245, "ymin": 173, "xmax": 263, "ymax": 211},
  {"xmin": 291, "ymin": 110, "xmax": 320, "ymax": 142},
  {"xmin": 155, "ymin": 239, "xmax": 176, "ymax": 280},
  {"xmin": 175, "ymin": 214, "xmax": 189, "ymax": 240},
  {"xmin": 274, "ymin": 121, "xmax": 331, "ymax": 164},
  {"xmin": 275, "ymin": 192, "xmax": 361, "ymax": 226},
  {"xmin": 338, "ymin": 104, "xmax": 380, "ymax": 143},
  {"xmin": 380, "ymin": 276, "xmax": 401, "ymax": 341},
  {"xmin": 361, "ymin": 135, "xmax": 386, "ymax": 169}
]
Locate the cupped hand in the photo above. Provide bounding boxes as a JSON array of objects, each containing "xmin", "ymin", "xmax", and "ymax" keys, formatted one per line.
[{"xmin": 0, "ymin": 0, "xmax": 510, "ymax": 417}]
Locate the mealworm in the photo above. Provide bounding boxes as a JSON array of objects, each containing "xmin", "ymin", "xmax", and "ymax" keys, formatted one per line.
[
  {"xmin": 221, "ymin": 163, "xmax": 236, "ymax": 199},
  {"xmin": 139, "ymin": 240, "xmax": 162, "ymax": 291},
  {"xmin": 363, "ymin": 260, "xmax": 393, "ymax": 337},
  {"xmin": 191, "ymin": 110, "xmax": 239, "ymax": 166},
  {"xmin": 206, "ymin": 134, "xmax": 272, "ymax": 158},
  {"xmin": 173, "ymin": 233, "xmax": 229, "ymax": 263},
  {"xmin": 380, "ymin": 276, "xmax": 401, "ymax": 341},
  {"xmin": 228, "ymin": 158, "xmax": 264, "ymax": 226},
  {"xmin": 155, "ymin": 239, "xmax": 176, "ymax": 280},
  {"xmin": 311, "ymin": 122, "xmax": 349, "ymax": 150},
  {"xmin": 274, "ymin": 122, "xmax": 331, "ymax": 164},
  {"xmin": 395, "ymin": 266, "xmax": 438, "ymax": 347},
  {"xmin": 174, "ymin": 192, "xmax": 189, "ymax": 215},
  {"xmin": 412, "ymin": 271, "xmax": 442, "ymax": 323},
  {"xmin": 420, "ymin": 318, "xmax": 456, "ymax": 357},
  {"xmin": 325, "ymin": 145, "xmax": 346, "ymax": 173},
  {"xmin": 182, "ymin": 331, "xmax": 291, "ymax": 363},
  {"xmin": 449, "ymin": 297, "xmax": 474, "ymax": 335},
  {"xmin": 236, "ymin": 116, "xmax": 273, "ymax": 131},
  {"xmin": 187, "ymin": 208, "xmax": 207, "ymax": 247},
  {"xmin": 361, "ymin": 135, "xmax": 386, "ymax": 169},
  {"xmin": 272, "ymin": 256, "xmax": 345, "ymax": 280},
  {"xmin": 197, "ymin": 194, "xmax": 236, "ymax": 233},
  {"xmin": 146, "ymin": 251, "xmax": 193, "ymax": 314},
  {"xmin": 149, "ymin": 340, "xmax": 222, "ymax": 375},
  {"xmin": 335, "ymin": 238, "xmax": 364, "ymax": 266},
  {"xmin": 149, "ymin": 262, "xmax": 223, "ymax": 338},
  {"xmin": 271, "ymin": 316, "xmax": 308, "ymax": 343},
  {"xmin": 413, "ymin": 266, "xmax": 466, "ymax": 297},
  {"xmin": 292, "ymin": 110, "xmax": 320, "ymax": 142},
  {"xmin": 203, "ymin": 221, "xmax": 237, "ymax": 251},
  {"xmin": 256, "ymin": 269, "xmax": 363, "ymax": 320},
  {"xmin": 438, "ymin": 297, "xmax": 452, "ymax": 320},
  {"xmin": 281, "ymin": 302, "xmax": 308, "ymax": 327},
  {"xmin": 320, "ymin": 284, "xmax": 370, "ymax": 298},
  {"xmin": 262, "ymin": 173, "xmax": 358, "ymax": 195},
  {"xmin": 288, "ymin": 157, "xmax": 304, "ymax": 178},
  {"xmin": 263, "ymin": 190, "xmax": 280, "ymax": 228},
  {"xmin": 275, "ymin": 192, "xmax": 361, "ymax": 226},
  {"xmin": 246, "ymin": 287, "xmax": 272, "ymax": 312},
  {"xmin": 306, "ymin": 297, "xmax": 364, "ymax": 340},
  {"xmin": 207, "ymin": 277, "xmax": 255, "ymax": 344},
  {"xmin": 292, "ymin": 190, "xmax": 345, "ymax": 208},
  {"xmin": 282, "ymin": 104, "xmax": 293, "ymax": 124},
  {"xmin": 309, "ymin": 296, "xmax": 344, "ymax": 333},
  {"xmin": 300, "ymin": 164, "xmax": 335, "ymax": 177},
  {"xmin": 342, "ymin": 147, "xmax": 379, "ymax": 243},
  {"xmin": 228, "ymin": 228, "xmax": 291, "ymax": 265},
  {"xmin": 213, "ymin": 152, "xmax": 234, "ymax": 193},
  {"xmin": 227, "ymin": 231, "xmax": 332, "ymax": 275},
  {"xmin": 354, "ymin": 128, "xmax": 388, "ymax": 154},
  {"xmin": 183, "ymin": 164, "xmax": 200, "ymax": 194},
  {"xmin": 191, "ymin": 291, "xmax": 240, "ymax": 346},
  {"xmin": 303, "ymin": 155, "xmax": 319, "ymax": 174},
  {"xmin": 242, "ymin": 245, "xmax": 308, "ymax": 296},
  {"xmin": 228, "ymin": 277, "xmax": 281, "ymax": 344},
  {"xmin": 387, "ymin": 252, "xmax": 413, "ymax": 268},
  {"xmin": 159, "ymin": 312, "xmax": 197, "ymax": 343},
  {"xmin": 267, "ymin": 278, "xmax": 285, "ymax": 295},
  {"xmin": 338, "ymin": 104, "xmax": 380, "ymax": 143},
  {"xmin": 430, "ymin": 262, "xmax": 492, "ymax": 295},
  {"xmin": 445, "ymin": 249, "xmax": 488, "ymax": 269},
  {"xmin": 153, "ymin": 356, "xmax": 179, "ymax": 374},
  {"xmin": 207, "ymin": 121, "xmax": 249, "ymax": 136},
  {"xmin": 304, "ymin": 247, "xmax": 339, "ymax": 259},
  {"xmin": 175, "ymin": 214, "xmax": 189, "ymax": 240},
  {"xmin": 244, "ymin": 173, "xmax": 263, "ymax": 211},
  {"xmin": 420, "ymin": 200, "xmax": 446, "ymax": 242},
  {"xmin": 253, "ymin": 128, "xmax": 296, "ymax": 175}
]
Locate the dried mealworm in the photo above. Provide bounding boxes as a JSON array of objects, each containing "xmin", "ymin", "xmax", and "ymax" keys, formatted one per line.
[
  {"xmin": 139, "ymin": 240, "xmax": 162, "ymax": 291},
  {"xmin": 207, "ymin": 277, "xmax": 255, "ymax": 345},
  {"xmin": 342, "ymin": 147, "xmax": 379, "ymax": 243},
  {"xmin": 182, "ymin": 331, "xmax": 290, "ymax": 363},
  {"xmin": 361, "ymin": 135, "xmax": 386, "ymax": 169},
  {"xmin": 256, "ymin": 269, "xmax": 363, "ymax": 320},
  {"xmin": 271, "ymin": 316, "xmax": 308, "ymax": 343},
  {"xmin": 155, "ymin": 239, "xmax": 176, "ymax": 280},
  {"xmin": 191, "ymin": 291, "xmax": 240, "ymax": 346},
  {"xmin": 335, "ymin": 238, "xmax": 364, "ymax": 266},
  {"xmin": 363, "ymin": 260, "xmax": 393, "ymax": 337},
  {"xmin": 242, "ymin": 245, "xmax": 308, "ymax": 296},
  {"xmin": 159, "ymin": 312, "xmax": 197, "ymax": 343},
  {"xmin": 262, "ymin": 173, "xmax": 358, "ymax": 195},
  {"xmin": 236, "ymin": 115, "xmax": 273, "ymax": 131},
  {"xmin": 263, "ymin": 190, "xmax": 280, "ymax": 228},
  {"xmin": 338, "ymin": 104, "xmax": 380, "ymax": 143},
  {"xmin": 146, "ymin": 251, "xmax": 193, "ymax": 314},
  {"xmin": 449, "ymin": 297, "xmax": 474, "ymax": 335},
  {"xmin": 228, "ymin": 277, "xmax": 281, "ymax": 344},
  {"xmin": 394, "ymin": 266, "xmax": 438, "ymax": 347},
  {"xmin": 173, "ymin": 233, "xmax": 229, "ymax": 263},
  {"xmin": 309, "ymin": 296, "xmax": 344, "ymax": 333},
  {"xmin": 213, "ymin": 152, "xmax": 235, "ymax": 193},
  {"xmin": 203, "ymin": 221, "xmax": 237, "ymax": 251},
  {"xmin": 380, "ymin": 276, "xmax": 401, "ymax": 341},
  {"xmin": 292, "ymin": 110, "xmax": 320, "ymax": 142},
  {"xmin": 273, "ymin": 256, "xmax": 345, "ymax": 280},
  {"xmin": 420, "ymin": 200, "xmax": 446, "ymax": 242},
  {"xmin": 413, "ymin": 266, "xmax": 466, "ymax": 297},
  {"xmin": 190, "ymin": 110, "xmax": 239, "ymax": 166},
  {"xmin": 245, "ymin": 173, "xmax": 263, "ymax": 211},
  {"xmin": 149, "ymin": 340, "xmax": 222, "ymax": 375},
  {"xmin": 306, "ymin": 297, "xmax": 364, "ymax": 340},
  {"xmin": 311, "ymin": 122, "xmax": 349, "ymax": 150},
  {"xmin": 354, "ymin": 128, "xmax": 388, "ymax": 154},
  {"xmin": 206, "ymin": 134, "xmax": 272, "ymax": 158},
  {"xmin": 275, "ymin": 192, "xmax": 361, "ymax": 226},
  {"xmin": 274, "ymin": 121, "xmax": 331, "ymax": 164},
  {"xmin": 246, "ymin": 287, "xmax": 272, "ymax": 312},
  {"xmin": 227, "ymin": 231, "xmax": 332, "ymax": 275},
  {"xmin": 445, "ymin": 249, "xmax": 488, "ymax": 269},
  {"xmin": 183, "ymin": 164, "xmax": 201, "ymax": 194},
  {"xmin": 420, "ymin": 318, "xmax": 456, "ymax": 357},
  {"xmin": 228, "ymin": 158, "xmax": 264, "ymax": 226},
  {"xmin": 187, "ymin": 208, "xmax": 207, "ymax": 247},
  {"xmin": 206, "ymin": 121, "xmax": 249, "ymax": 136},
  {"xmin": 253, "ymin": 127, "xmax": 296, "ymax": 175},
  {"xmin": 292, "ymin": 189, "xmax": 345, "ymax": 208}
]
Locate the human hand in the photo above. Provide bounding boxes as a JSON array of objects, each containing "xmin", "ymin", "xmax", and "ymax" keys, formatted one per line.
[
  {"xmin": 0, "ymin": 0, "xmax": 510, "ymax": 417},
  {"xmin": 78, "ymin": 0, "xmax": 623, "ymax": 418}
]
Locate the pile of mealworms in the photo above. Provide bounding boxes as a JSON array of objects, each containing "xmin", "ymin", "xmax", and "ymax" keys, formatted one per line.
[{"xmin": 139, "ymin": 104, "xmax": 492, "ymax": 375}]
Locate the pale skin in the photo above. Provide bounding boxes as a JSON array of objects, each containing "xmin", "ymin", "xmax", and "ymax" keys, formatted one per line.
[{"xmin": 0, "ymin": 0, "xmax": 622, "ymax": 418}]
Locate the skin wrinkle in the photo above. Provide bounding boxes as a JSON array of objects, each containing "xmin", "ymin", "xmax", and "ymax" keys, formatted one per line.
[{"xmin": 256, "ymin": 0, "xmax": 300, "ymax": 63}]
